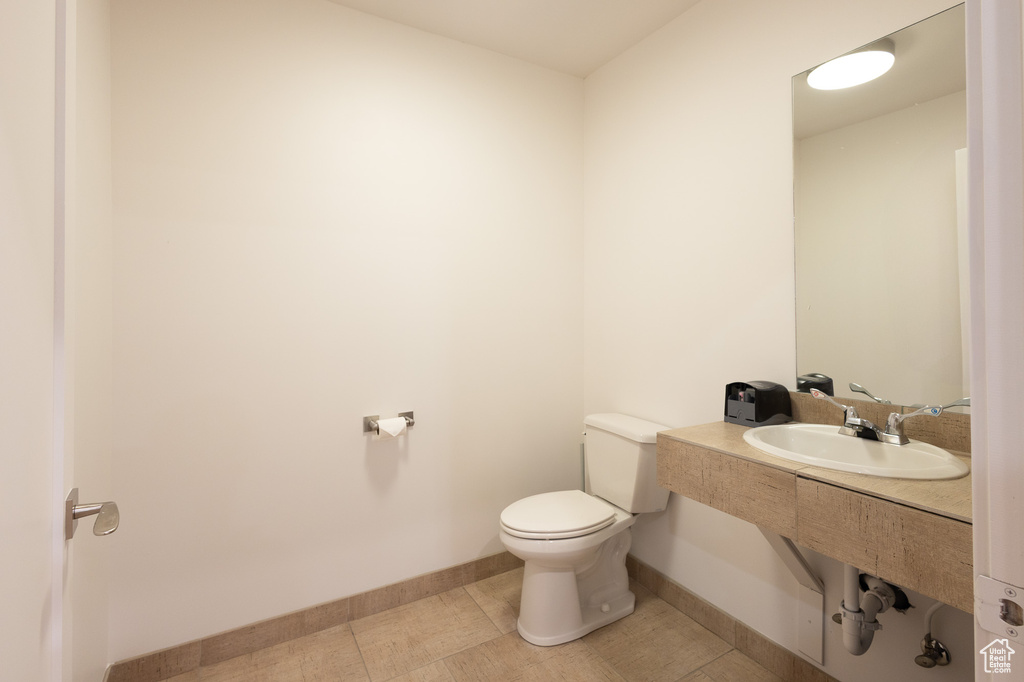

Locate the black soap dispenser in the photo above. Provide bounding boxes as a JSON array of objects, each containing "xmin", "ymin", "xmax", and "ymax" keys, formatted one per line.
[
  {"xmin": 724, "ymin": 381, "xmax": 792, "ymax": 426},
  {"xmin": 797, "ymin": 373, "xmax": 834, "ymax": 396}
]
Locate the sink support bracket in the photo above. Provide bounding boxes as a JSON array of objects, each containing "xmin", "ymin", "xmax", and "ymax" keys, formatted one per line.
[{"xmin": 759, "ymin": 528, "xmax": 825, "ymax": 664}]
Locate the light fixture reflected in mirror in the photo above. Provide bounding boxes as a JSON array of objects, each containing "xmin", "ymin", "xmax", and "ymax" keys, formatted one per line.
[{"xmin": 807, "ymin": 39, "xmax": 895, "ymax": 90}]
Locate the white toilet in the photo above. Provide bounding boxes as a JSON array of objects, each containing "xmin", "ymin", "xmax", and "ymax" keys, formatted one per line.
[{"xmin": 498, "ymin": 413, "xmax": 670, "ymax": 646}]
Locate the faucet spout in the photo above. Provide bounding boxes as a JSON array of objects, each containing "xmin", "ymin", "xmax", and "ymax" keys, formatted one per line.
[
  {"xmin": 809, "ymin": 389, "xmax": 881, "ymax": 439},
  {"xmin": 846, "ymin": 416, "xmax": 884, "ymax": 441}
]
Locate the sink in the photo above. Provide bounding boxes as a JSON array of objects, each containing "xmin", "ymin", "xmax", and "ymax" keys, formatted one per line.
[{"xmin": 742, "ymin": 423, "xmax": 969, "ymax": 480}]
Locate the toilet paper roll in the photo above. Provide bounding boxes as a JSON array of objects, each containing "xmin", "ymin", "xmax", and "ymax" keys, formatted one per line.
[{"xmin": 373, "ymin": 416, "xmax": 408, "ymax": 441}]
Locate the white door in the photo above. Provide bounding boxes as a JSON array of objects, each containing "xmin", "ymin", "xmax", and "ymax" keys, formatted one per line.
[
  {"xmin": 2, "ymin": 2, "xmax": 112, "ymax": 680},
  {"xmin": 967, "ymin": 2, "xmax": 1024, "ymax": 680},
  {"xmin": 0, "ymin": 1, "xmax": 63, "ymax": 680},
  {"xmin": 62, "ymin": 0, "xmax": 117, "ymax": 678}
]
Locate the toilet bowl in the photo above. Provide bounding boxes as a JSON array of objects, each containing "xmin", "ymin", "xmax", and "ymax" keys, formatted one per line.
[
  {"xmin": 499, "ymin": 490, "xmax": 636, "ymax": 646},
  {"xmin": 498, "ymin": 413, "xmax": 671, "ymax": 647}
]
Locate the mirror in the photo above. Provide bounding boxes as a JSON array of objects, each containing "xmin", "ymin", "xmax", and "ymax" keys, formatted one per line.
[{"xmin": 793, "ymin": 5, "xmax": 968, "ymax": 408}]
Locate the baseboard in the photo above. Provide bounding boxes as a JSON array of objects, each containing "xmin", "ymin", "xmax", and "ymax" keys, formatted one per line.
[
  {"xmin": 105, "ymin": 551, "xmax": 523, "ymax": 682},
  {"xmin": 105, "ymin": 550, "xmax": 836, "ymax": 682},
  {"xmin": 626, "ymin": 555, "xmax": 838, "ymax": 682}
]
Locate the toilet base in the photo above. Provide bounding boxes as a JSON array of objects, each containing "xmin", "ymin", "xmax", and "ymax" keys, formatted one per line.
[
  {"xmin": 509, "ymin": 524, "xmax": 635, "ymax": 646},
  {"xmin": 517, "ymin": 589, "xmax": 635, "ymax": 646}
]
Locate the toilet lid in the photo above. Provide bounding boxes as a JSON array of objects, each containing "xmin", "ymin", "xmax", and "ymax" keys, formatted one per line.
[{"xmin": 500, "ymin": 490, "xmax": 617, "ymax": 540}]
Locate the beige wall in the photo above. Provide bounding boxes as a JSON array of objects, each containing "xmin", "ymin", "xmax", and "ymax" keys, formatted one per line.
[
  {"xmin": 108, "ymin": 0, "xmax": 584, "ymax": 660},
  {"xmin": 583, "ymin": 1, "xmax": 974, "ymax": 680}
]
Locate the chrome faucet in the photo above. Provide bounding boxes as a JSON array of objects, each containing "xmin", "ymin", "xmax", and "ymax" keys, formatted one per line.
[
  {"xmin": 882, "ymin": 405, "xmax": 943, "ymax": 445},
  {"xmin": 810, "ymin": 388, "xmax": 885, "ymax": 440},
  {"xmin": 810, "ymin": 388, "xmax": 942, "ymax": 445}
]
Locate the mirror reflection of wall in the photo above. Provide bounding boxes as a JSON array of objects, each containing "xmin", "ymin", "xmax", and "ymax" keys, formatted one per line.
[{"xmin": 793, "ymin": 4, "xmax": 967, "ymax": 408}]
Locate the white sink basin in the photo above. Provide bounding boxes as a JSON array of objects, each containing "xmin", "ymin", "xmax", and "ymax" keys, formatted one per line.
[{"xmin": 742, "ymin": 423, "xmax": 969, "ymax": 480}]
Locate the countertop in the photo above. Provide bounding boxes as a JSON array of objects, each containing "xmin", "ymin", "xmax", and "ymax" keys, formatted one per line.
[{"xmin": 658, "ymin": 421, "xmax": 972, "ymax": 524}]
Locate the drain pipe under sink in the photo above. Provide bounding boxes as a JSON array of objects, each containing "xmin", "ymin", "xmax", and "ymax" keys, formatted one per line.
[{"xmin": 840, "ymin": 565, "xmax": 897, "ymax": 655}]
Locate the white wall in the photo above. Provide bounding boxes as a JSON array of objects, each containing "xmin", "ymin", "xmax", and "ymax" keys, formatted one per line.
[
  {"xmin": 108, "ymin": 0, "xmax": 584, "ymax": 660},
  {"xmin": 584, "ymin": 0, "xmax": 974, "ymax": 680},
  {"xmin": 0, "ymin": 2, "xmax": 58, "ymax": 680},
  {"xmin": 796, "ymin": 91, "xmax": 968, "ymax": 407}
]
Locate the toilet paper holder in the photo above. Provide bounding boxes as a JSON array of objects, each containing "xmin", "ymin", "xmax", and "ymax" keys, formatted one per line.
[{"xmin": 363, "ymin": 411, "xmax": 415, "ymax": 434}]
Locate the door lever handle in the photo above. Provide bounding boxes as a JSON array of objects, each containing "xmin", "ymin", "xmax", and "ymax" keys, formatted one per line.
[{"xmin": 65, "ymin": 488, "xmax": 119, "ymax": 539}]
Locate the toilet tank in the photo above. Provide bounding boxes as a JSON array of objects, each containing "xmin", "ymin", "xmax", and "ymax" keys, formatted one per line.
[{"xmin": 584, "ymin": 413, "xmax": 671, "ymax": 513}]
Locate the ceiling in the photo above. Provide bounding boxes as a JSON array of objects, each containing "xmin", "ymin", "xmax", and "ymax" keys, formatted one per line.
[
  {"xmin": 323, "ymin": 1, "xmax": 965, "ymax": 132},
  {"xmin": 326, "ymin": 0, "xmax": 702, "ymax": 78}
]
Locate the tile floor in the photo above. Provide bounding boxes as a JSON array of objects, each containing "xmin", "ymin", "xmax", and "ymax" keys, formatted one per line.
[{"xmin": 163, "ymin": 568, "xmax": 783, "ymax": 682}]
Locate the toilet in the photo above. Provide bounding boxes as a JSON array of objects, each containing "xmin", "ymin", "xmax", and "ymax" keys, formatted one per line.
[{"xmin": 498, "ymin": 413, "xmax": 671, "ymax": 646}]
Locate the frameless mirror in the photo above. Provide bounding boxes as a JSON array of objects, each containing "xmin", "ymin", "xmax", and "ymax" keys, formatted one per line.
[{"xmin": 793, "ymin": 5, "xmax": 968, "ymax": 408}]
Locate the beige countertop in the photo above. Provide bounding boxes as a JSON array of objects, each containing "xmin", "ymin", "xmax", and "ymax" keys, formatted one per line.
[{"xmin": 658, "ymin": 421, "xmax": 972, "ymax": 524}]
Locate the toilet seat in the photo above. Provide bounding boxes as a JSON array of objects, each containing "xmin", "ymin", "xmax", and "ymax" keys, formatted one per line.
[{"xmin": 500, "ymin": 490, "xmax": 617, "ymax": 540}]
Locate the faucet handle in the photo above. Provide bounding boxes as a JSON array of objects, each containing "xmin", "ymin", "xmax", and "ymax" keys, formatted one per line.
[
  {"xmin": 910, "ymin": 397, "xmax": 970, "ymax": 410},
  {"xmin": 810, "ymin": 388, "xmax": 867, "ymax": 436},
  {"xmin": 891, "ymin": 405, "xmax": 943, "ymax": 424},
  {"xmin": 883, "ymin": 405, "xmax": 943, "ymax": 445},
  {"xmin": 810, "ymin": 388, "xmax": 856, "ymax": 416},
  {"xmin": 849, "ymin": 382, "xmax": 891, "ymax": 405}
]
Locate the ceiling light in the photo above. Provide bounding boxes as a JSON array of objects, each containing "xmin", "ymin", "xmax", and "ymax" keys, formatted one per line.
[{"xmin": 807, "ymin": 39, "xmax": 895, "ymax": 90}]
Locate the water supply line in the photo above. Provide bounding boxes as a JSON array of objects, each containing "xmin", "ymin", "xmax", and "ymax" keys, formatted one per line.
[
  {"xmin": 915, "ymin": 602, "xmax": 952, "ymax": 668},
  {"xmin": 840, "ymin": 565, "xmax": 896, "ymax": 655}
]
